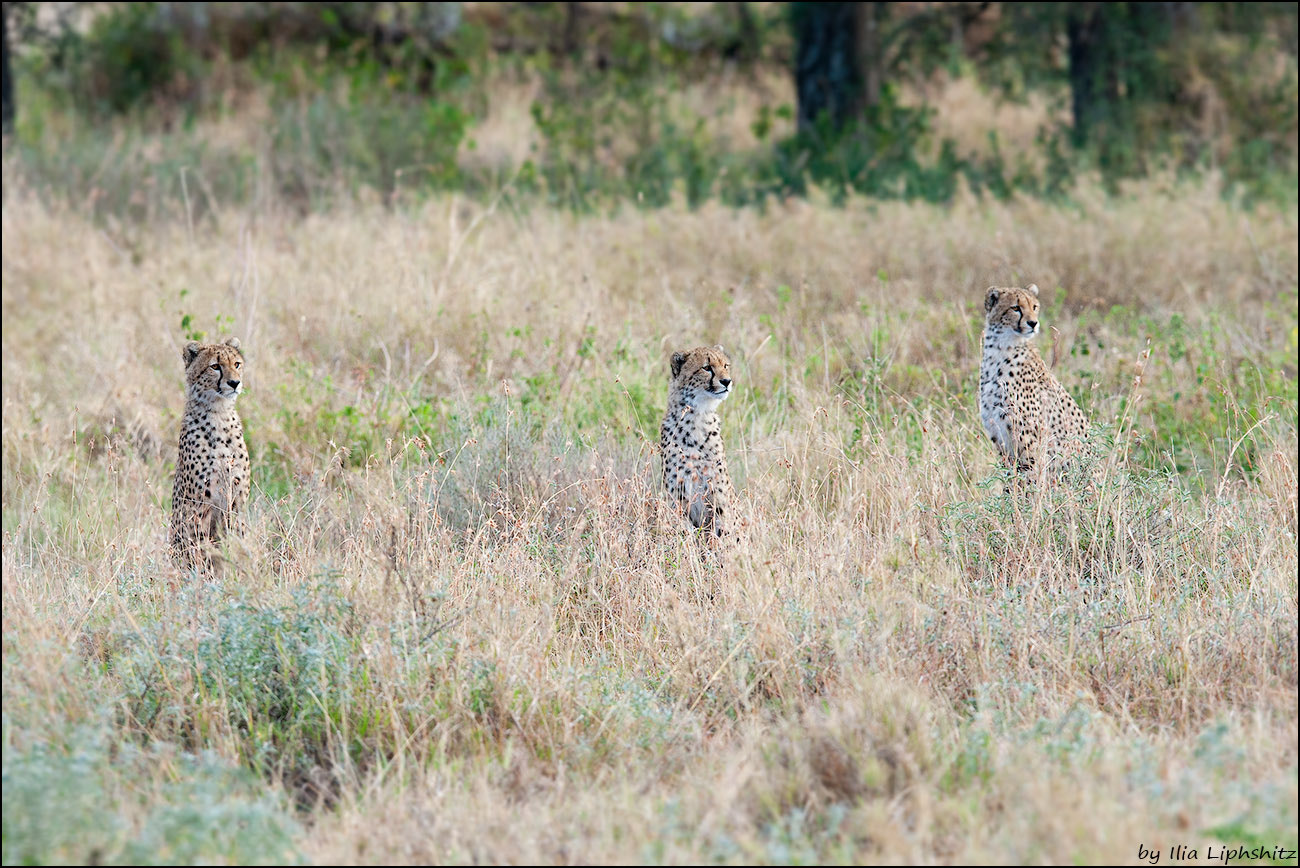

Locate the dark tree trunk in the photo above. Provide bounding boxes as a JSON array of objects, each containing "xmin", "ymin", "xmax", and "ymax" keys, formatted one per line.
[
  {"xmin": 562, "ymin": 1, "xmax": 581, "ymax": 57},
  {"xmin": 726, "ymin": 2, "xmax": 761, "ymax": 64},
  {"xmin": 791, "ymin": 2, "xmax": 876, "ymax": 135},
  {"xmin": 2, "ymin": 4, "xmax": 14, "ymax": 136},
  {"xmin": 1067, "ymin": 2, "xmax": 1188, "ymax": 147},
  {"xmin": 1066, "ymin": 4, "xmax": 1112, "ymax": 148}
]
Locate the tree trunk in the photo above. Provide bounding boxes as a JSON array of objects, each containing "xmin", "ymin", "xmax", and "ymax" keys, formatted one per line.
[
  {"xmin": 562, "ymin": 1, "xmax": 580, "ymax": 57},
  {"xmin": 791, "ymin": 2, "xmax": 876, "ymax": 135},
  {"xmin": 861, "ymin": 2, "xmax": 882, "ymax": 110},
  {"xmin": 727, "ymin": 2, "xmax": 761, "ymax": 64},
  {"xmin": 2, "ymin": 4, "xmax": 14, "ymax": 136},
  {"xmin": 1067, "ymin": 2, "xmax": 1187, "ymax": 147},
  {"xmin": 1066, "ymin": 4, "xmax": 1112, "ymax": 147}
]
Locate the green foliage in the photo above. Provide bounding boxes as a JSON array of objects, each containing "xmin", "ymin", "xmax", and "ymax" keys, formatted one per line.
[
  {"xmin": 9, "ymin": 4, "xmax": 480, "ymax": 218},
  {"xmin": 938, "ymin": 441, "xmax": 1204, "ymax": 593},
  {"xmin": 120, "ymin": 581, "xmax": 355, "ymax": 771},
  {"xmin": 62, "ymin": 3, "xmax": 207, "ymax": 117},
  {"xmin": 112, "ymin": 579, "xmax": 458, "ymax": 806},
  {"xmin": 989, "ymin": 2, "xmax": 1298, "ymax": 199},
  {"xmin": 1203, "ymin": 819, "xmax": 1300, "ymax": 866},
  {"xmin": 2, "ymin": 722, "xmax": 301, "ymax": 865},
  {"xmin": 523, "ymin": 16, "xmax": 725, "ymax": 211},
  {"xmin": 6, "ymin": 112, "xmax": 256, "ymax": 223},
  {"xmin": 268, "ymin": 57, "xmax": 475, "ymax": 208},
  {"xmin": 5, "ymin": 3, "xmax": 1296, "ymax": 212},
  {"xmin": 1066, "ymin": 307, "xmax": 1299, "ymax": 478}
]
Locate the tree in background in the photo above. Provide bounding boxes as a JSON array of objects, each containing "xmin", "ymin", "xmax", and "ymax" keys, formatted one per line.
[
  {"xmin": 2, "ymin": 2, "xmax": 14, "ymax": 134},
  {"xmin": 1064, "ymin": 2, "xmax": 1187, "ymax": 170},
  {"xmin": 790, "ymin": 2, "xmax": 885, "ymax": 136},
  {"xmin": 992, "ymin": 1, "xmax": 1296, "ymax": 181},
  {"xmin": 2, "ymin": 2, "xmax": 1294, "ymax": 208}
]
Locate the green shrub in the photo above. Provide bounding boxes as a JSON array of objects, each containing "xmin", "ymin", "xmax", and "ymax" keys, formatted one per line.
[
  {"xmin": 2, "ymin": 723, "xmax": 300, "ymax": 865},
  {"xmin": 938, "ymin": 440, "xmax": 1202, "ymax": 593}
]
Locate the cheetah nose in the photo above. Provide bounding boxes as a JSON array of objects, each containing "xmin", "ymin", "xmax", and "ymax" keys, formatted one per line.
[
  {"xmin": 226, "ymin": 379, "xmax": 241, "ymax": 390},
  {"xmin": 1026, "ymin": 320, "xmax": 1038, "ymax": 330},
  {"xmin": 719, "ymin": 378, "xmax": 732, "ymax": 388}
]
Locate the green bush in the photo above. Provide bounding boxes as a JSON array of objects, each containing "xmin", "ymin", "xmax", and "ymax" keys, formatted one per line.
[
  {"xmin": 937, "ymin": 442, "xmax": 1218, "ymax": 598},
  {"xmin": 2, "ymin": 723, "xmax": 300, "ymax": 865},
  {"xmin": 118, "ymin": 582, "xmax": 368, "ymax": 799}
]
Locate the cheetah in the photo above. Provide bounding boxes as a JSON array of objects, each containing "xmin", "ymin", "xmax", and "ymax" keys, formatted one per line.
[
  {"xmin": 978, "ymin": 285, "xmax": 1089, "ymax": 477},
  {"xmin": 660, "ymin": 345, "xmax": 736, "ymax": 541},
  {"xmin": 170, "ymin": 337, "xmax": 250, "ymax": 571}
]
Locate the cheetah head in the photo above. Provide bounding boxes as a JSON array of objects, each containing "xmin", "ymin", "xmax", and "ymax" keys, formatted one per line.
[
  {"xmin": 183, "ymin": 337, "xmax": 245, "ymax": 400},
  {"xmin": 984, "ymin": 284, "xmax": 1041, "ymax": 343},
  {"xmin": 669, "ymin": 345, "xmax": 733, "ymax": 409}
]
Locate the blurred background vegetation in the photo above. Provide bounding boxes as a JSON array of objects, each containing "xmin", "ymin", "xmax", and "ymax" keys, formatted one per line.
[{"xmin": 1, "ymin": 1, "xmax": 1296, "ymax": 218}]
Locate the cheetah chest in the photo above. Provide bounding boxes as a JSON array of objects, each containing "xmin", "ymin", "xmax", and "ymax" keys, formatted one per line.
[
  {"xmin": 979, "ymin": 348, "xmax": 1028, "ymax": 458},
  {"xmin": 979, "ymin": 379, "xmax": 1013, "ymax": 457},
  {"xmin": 661, "ymin": 406, "xmax": 729, "ymax": 503},
  {"xmin": 181, "ymin": 412, "xmax": 248, "ymax": 512}
]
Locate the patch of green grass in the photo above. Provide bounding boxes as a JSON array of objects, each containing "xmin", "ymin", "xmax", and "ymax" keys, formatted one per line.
[
  {"xmin": 113, "ymin": 580, "xmax": 431, "ymax": 806},
  {"xmin": 2, "ymin": 721, "xmax": 301, "ymax": 865}
]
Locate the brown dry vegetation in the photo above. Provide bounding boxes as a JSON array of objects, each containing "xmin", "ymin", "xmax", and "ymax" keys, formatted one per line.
[{"xmin": 2, "ymin": 158, "xmax": 1297, "ymax": 862}]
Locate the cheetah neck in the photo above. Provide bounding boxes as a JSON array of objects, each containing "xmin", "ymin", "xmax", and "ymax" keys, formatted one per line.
[
  {"xmin": 669, "ymin": 389, "xmax": 723, "ymax": 437},
  {"xmin": 982, "ymin": 323, "xmax": 1036, "ymax": 353},
  {"xmin": 984, "ymin": 326, "xmax": 1047, "ymax": 367},
  {"xmin": 184, "ymin": 386, "xmax": 241, "ymax": 421}
]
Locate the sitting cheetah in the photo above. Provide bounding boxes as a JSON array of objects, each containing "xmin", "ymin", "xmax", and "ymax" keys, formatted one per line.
[
  {"xmin": 660, "ymin": 345, "xmax": 736, "ymax": 541},
  {"xmin": 978, "ymin": 285, "xmax": 1089, "ymax": 477},
  {"xmin": 171, "ymin": 337, "xmax": 251, "ymax": 570}
]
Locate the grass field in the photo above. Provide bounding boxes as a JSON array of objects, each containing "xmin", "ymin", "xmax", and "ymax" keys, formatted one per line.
[{"xmin": 2, "ymin": 160, "xmax": 1297, "ymax": 863}]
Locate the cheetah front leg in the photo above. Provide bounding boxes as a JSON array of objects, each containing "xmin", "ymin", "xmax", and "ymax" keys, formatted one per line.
[
  {"xmin": 687, "ymin": 492, "xmax": 713, "ymax": 530},
  {"xmin": 1009, "ymin": 418, "xmax": 1040, "ymax": 476},
  {"xmin": 708, "ymin": 502, "xmax": 727, "ymax": 541},
  {"xmin": 172, "ymin": 501, "xmax": 218, "ymax": 573}
]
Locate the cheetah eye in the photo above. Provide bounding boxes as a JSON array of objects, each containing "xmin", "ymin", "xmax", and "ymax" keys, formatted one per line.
[
  {"xmin": 1011, "ymin": 306, "xmax": 1021, "ymax": 313},
  {"xmin": 704, "ymin": 365, "xmax": 714, "ymax": 374},
  {"xmin": 210, "ymin": 363, "xmax": 221, "ymax": 371}
]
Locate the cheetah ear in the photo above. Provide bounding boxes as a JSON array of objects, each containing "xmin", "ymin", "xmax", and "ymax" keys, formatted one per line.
[
  {"xmin": 183, "ymin": 341, "xmax": 201, "ymax": 367},
  {"xmin": 1026, "ymin": 284, "xmax": 1039, "ymax": 297},
  {"xmin": 714, "ymin": 344, "xmax": 724, "ymax": 353},
  {"xmin": 224, "ymin": 337, "xmax": 242, "ymax": 352},
  {"xmin": 670, "ymin": 352, "xmax": 687, "ymax": 379},
  {"xmin": 984, "ymin": 287, "xmax": 1000, "ymax": 312}
]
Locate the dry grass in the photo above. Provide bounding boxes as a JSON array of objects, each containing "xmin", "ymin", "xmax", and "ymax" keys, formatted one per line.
[{"xmin": 2, "ymin": 168, "xmax": 1296, "ymax": 864}]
